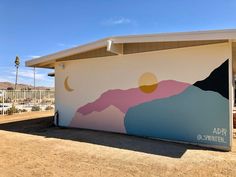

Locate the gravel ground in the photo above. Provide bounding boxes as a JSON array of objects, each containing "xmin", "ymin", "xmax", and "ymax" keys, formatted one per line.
[{"xmin": 0, "ymin": 112, "xmax": 235, "ymax": 177}]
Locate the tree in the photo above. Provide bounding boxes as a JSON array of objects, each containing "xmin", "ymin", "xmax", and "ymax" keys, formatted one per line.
[{"xmin": 14, "ymin": 56, "xmax": 20, "ymax": 90}]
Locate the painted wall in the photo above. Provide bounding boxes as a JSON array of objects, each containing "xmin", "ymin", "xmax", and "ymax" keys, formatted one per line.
[{"xmin": 55, "ymin": 43, "xmax": 232, "ymax": 150}]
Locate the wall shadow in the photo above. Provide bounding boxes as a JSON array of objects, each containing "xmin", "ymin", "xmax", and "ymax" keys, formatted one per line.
[{"xmin": 0, "ymin": 116, "xmax": 207, "ymax": 158}]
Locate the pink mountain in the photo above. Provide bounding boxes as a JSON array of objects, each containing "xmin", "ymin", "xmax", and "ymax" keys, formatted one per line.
[
  {"xmin": 78, "ymin": 80, "xmax": 190, "ymax": 115},
  {"xmin": 71, "ymin": 106, "xmax": 126, "ymax": 133}
]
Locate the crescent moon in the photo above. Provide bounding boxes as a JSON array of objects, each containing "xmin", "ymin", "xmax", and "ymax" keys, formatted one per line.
[{"xmin": 64, "ymin": 76, "xmax": 74, "ymax": 92}]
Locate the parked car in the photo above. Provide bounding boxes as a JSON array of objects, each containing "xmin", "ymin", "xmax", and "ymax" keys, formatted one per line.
[{"xmin": 0, "ymin": 103, "xmax": 12, "ymax": 111}]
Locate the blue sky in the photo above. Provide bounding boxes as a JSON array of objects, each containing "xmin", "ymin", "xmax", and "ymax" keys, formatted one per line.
[{"xmin": 0, "ymin": 0, "xmax": 236, "ymax": 87}]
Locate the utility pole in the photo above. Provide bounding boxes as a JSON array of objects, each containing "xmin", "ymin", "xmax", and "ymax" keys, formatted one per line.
[
  {"xmin": 13, "ymin": 56, "xmax": 20, "ymax": 114},
  {"xmin": 14, "ymin": 56, "xmax": 20, "ymax": 90}
]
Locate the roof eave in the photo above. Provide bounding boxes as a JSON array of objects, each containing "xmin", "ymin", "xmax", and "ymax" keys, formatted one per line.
[
  {"xmin": 25, "ymin": 29, "xmax": 236, "ymax": 68},
  {"xmin": 25, "ymin": 38, "xmax": 109, "ymax": 68},
  {"xmin": 112, "ymin": 29, "xmax": 236, "ymax": 43}
]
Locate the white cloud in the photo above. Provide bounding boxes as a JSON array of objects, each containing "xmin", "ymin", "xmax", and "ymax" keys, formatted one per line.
[
  {"xmin": 0, "ymin": 76, "xmax": 13, "ymax": 83},
  {"xmin": 57, "ymin": 43, "xmax": 77, "ymax": 48},
  {"xmin": 11, "ymin": 68, "xmax": 46, "ymax": 80},
  {"xmin": 57, "ymin": 43, "xmax": 66, "ymax": 47},
  {"xmin": 102, "ymin": 17, "xmax": 132, "ymax": 25},
  {"xmin": 0, "ymin": 66, "xmax": 54, "ymax": 87},
  {"xmin": 27, "ymin": 55, "xmax": 41, "ymax": 59}
]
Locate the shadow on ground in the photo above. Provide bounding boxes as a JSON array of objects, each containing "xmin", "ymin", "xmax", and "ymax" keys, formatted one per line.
[{"xmin": 0, "ymin": 116, "xmax": 207, "ymax": 158}]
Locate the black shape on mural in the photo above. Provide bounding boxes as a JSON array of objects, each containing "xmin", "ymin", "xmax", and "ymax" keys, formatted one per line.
[{"xmin": 193, "ymin": 59, "xmax": 229, "ymax": 99}]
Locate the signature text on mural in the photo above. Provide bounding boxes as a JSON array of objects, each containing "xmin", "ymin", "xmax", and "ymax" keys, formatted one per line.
[{"xmin": 197, "ymin": 128, "xmax": 227, "ymax": 144}]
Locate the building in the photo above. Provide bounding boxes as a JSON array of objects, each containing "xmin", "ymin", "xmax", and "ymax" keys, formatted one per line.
[{"xmin": 26, "ymin": 29, "xmax": 236, "ymax": 151}]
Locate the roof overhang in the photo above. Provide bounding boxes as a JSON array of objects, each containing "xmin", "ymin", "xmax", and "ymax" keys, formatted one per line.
[
  {"xmin": 26, "ymin": 29, "xmax": 236, "ymax": 69},
  {"xmin": 48, "ymin": 72, "xmax": 55, "ymax": 77}
]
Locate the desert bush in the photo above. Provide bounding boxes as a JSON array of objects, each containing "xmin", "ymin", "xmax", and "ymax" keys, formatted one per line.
[
  {"xmin": 45, "ymin": 105, "xmax": 54, "ymax": 110},
  {"xmin": 21, "ymin": 109, "xmax": 27, "ymax": 112},
  {"xmin": 7, "ymin": 106, "xmax": 19, "ymax": 115},
  {"xmin": 31, "ymin": 105, "xmax": 41, "ymax": 111}
]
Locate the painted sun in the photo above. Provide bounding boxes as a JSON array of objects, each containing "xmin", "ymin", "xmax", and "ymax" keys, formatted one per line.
[{"xmin": 138, "ymin": 72, "xmax": 158, "ymax": 93}]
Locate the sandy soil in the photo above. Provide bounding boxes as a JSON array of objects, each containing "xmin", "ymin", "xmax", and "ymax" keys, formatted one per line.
[
  {"xmin": 0, "ymin": 112, "xmax": 236, "ymax": 177},
  {"xmin": 0, "ymin": 111, "xmax": 54, "ymax": 123}
]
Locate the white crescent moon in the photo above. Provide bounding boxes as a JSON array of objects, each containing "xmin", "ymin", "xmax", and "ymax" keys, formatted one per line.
[{"xmin": 64, "ymin": 76, "xmax": 74, "ymax": 92}]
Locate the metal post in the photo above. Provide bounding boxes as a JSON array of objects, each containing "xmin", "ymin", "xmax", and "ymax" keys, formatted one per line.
[
  {"xmin": 1, "ymin": 91, "xmax": 3, "ymax": 115},
  {"xmin": 2, "ymin": 91, "xmax": 4, "ymax": 116},
  {"xmin": 39, "ymin": 90, "xmax": 41, "ymax": 106},
  {"xmin": 34, "ymin": 67, "xmax": 36, "ymax": 90},
  {"xmin": 34, "ymin": 67, "xmax": 36, "ymax": 106},
  {"xmin": 24, "ymin": 90, "xmax": 25, "ymax": 105}
]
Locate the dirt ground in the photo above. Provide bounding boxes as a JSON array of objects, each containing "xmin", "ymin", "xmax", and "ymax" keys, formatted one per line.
[{"xmin": 0, "ymin": 112, "xmax": 236, "ymax": 177}]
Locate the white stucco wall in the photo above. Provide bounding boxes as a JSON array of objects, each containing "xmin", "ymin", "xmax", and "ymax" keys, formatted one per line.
[{"xmin": 55, "ymin": 42, "xmax": 233, "ymax": 150}]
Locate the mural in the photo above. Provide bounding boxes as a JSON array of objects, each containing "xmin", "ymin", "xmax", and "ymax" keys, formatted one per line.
[
  {"xmin": 138, "ymin": 72, "xmax": 158, "ymax": 93},
  {"xmin": 193, "ymin": 60, "xmax": 229, "ymax": 99},
  {"xmin": 69, "ymin": 58, "xmax": 230, "ymax": 149},
  {"xmin": 64, "ymin": 76, "xmax": 74, "ymax": 92},
  {"xmin": 70, "ymin": 80, "xmax": 190, "ymax": 132},
  {"xmin": 125, "ymin": 60, "xmax": 229, "ymax": 147}
]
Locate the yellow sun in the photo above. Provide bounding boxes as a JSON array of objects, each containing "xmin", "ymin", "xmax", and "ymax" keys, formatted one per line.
[{"xmin": 138, "ymin": 72, "xmax": 158, "ymax": 93}]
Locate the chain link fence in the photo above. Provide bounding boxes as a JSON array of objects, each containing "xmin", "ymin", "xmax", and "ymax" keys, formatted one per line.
[{"xmin": 0, "ymin": 90, "xmax": 55, "ymax": 115}]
